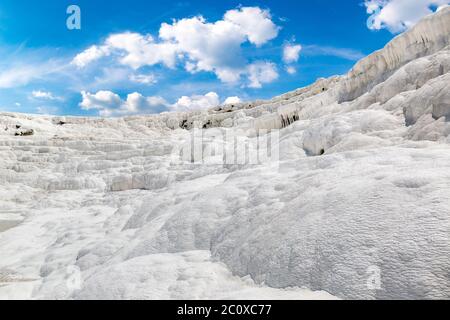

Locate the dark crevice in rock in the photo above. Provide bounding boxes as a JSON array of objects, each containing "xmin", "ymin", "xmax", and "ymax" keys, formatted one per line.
[{"xmin": 280, "ymin": 112, "xmax": 300, "ymax": 129}]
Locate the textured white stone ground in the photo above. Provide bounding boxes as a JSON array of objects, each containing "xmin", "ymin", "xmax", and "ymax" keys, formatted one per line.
[{"xmin": 0, "ymin": 8, "xmax": 449, "ymax": 300}]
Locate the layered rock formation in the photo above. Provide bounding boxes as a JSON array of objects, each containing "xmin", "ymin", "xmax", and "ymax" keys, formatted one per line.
[{"xmin": 0, "ymin": 8, "xmax": 449, "ymax": 300}]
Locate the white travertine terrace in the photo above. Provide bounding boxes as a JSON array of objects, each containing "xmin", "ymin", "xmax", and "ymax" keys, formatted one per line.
[{"xmin": 0, "ymin": 7, "xmax": 449, "ymax": 300}]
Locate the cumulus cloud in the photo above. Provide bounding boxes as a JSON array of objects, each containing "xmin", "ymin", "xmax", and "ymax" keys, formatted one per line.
[
  {"xmin": 106, "ymin": 33, "xmax": 178, "ymax": 69},
  {"xmin": 0, "ymin": 46, "xmax": 69, "ymax": 89},
  {"xmin": 170, "ymin": 92, "xmax": 220, "ymax": 112},
  {"xmin": 246, "ymin": 61, "xmax": 279, "ymax": 89},
  {"xmin": 224, "ymin": 96, "xmax": 242, "ymax": 105},
  {"xmin": 72, "ymin": 7, "xmax": 281, "ymax": 87},
  {"xmin": 72, "ymin": 45, "xmax": 111, "ymax": 68},
  {"xmin": 80, "ymin": 91, "xmax": 121, "ymax": 110},
  {"xmin": 80, "ymin": 90, "xmax": 168, "ymax": 116},
  {"xmin": 222, "ymin": 7, "xmax": 281, "ymax": 46},
  {"xmin": 161, "ymin": 7, "xmax": 279, "ymax": 84},
  {"xmin": 72, "ymin": 34, "xmax": 178, "ymax": 70},
  {"xmin": 80, "ymin": 91, "xmax": 241, "ymax": 115},
  {"xmin": 365, "ymin": 0, "xmax": 449, "ymax": 33},
  {"xmin": 283, "ymin": 43, "xmax": 302, "ymax": 63}
]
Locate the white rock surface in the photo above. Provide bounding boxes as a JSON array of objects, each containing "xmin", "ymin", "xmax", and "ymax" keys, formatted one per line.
[{"xmin": 0, "ymin": 8, "xmax": 450, "ymax": 300}]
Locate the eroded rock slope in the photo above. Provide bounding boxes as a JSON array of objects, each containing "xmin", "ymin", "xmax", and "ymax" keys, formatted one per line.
[{"xmin": 1, "ymin": 8, "xmax": 450, "ymax": 300}]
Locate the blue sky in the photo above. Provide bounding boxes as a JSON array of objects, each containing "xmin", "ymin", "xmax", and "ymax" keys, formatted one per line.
[{"xmin": 0, "ymin": 0, "xmax": 448, "ymax": 116}]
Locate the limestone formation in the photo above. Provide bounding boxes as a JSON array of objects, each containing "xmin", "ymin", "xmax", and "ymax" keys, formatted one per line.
[{"xmin": 0, "ymin": 8, "xmax": 449, "ymax": 300}]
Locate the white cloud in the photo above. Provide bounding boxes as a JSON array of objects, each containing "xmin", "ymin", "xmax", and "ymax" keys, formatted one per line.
[
  {"xmin": 80, "ymin": 90, "xmax": 231, "ymax": 115},
  {"xmin": 72, "ymin": 34, "xmax": 178, "ymax": 70},
  {"xmin": 302, "ymin": 45, "xmax": 365, "ymax": 61},
  {"xmin": 223, "ymin": 7, "xmax": 281, "ymax": 46},
  {"xmin": 106, "ymin": 33, "xmax": 178, "ymax": 69},
  {"xmin": 159, "ymin": 16, "xmax": 246, "ymax": 83},
  {"xmin": 0, "ymin": 64, "xmax": 57, "ymax": 88},
  {"xmin": 283, "ymin": 43, "xmax": 302, "ymax": 63},
  {"xmin": 246, "ymin": 61, "xmax": 279, "ymax": 89},
  {"xmin": 32, "ymin": 90, "xmax": 60, "ymax": 100},
  {"xmin": 129, "ymin": 73, "xmax": 157, "ymax": 85},
  {"xmin": 72, "ymin": 45, "xmax": 110, "ymax": 68},
  {"xmin": 159, "ymin": 6, "xmax": 279, "ymax": 84},
  {"xmin": 72, "ymin": 7, "xmax": 281, "ymax": 88},
  {"xmin": 365, "ymin": 0, "xmax": 449, "ymax": 33},
  {"xmin": 170, "ymin": 92, "xmax": 220, "ymax": 112},
  {"xmin": 285, "ymin": 66, "xmax": 297, "ymax": 74},
  {"xmin": 80, "ymin": 90, "xmax": 168, "ymax": 116},
  {"xmin": 80, "ymin": 90, "xmax": 122, "ymax": 110},
  {"xmin": 224, "ymin": 96, "xmax": 242, "ymax": 105}
]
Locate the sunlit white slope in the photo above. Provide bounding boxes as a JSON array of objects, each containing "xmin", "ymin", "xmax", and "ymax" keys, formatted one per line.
[{"xmin": 0, "ymin": 8, "xmax": 450, "ymax": 300}]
